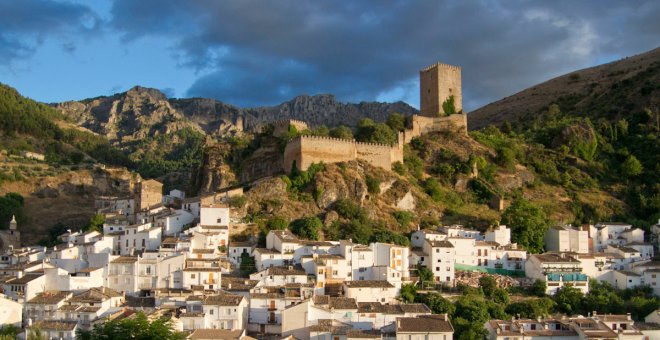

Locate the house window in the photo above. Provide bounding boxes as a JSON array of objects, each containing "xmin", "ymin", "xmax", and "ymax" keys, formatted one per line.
[
  {"xmin": 210, "ymin": 309, "xmax": 214, "ymax": 315},
  {"xmin": 191, "ymin": 274, "xmax": 196, "ymax": 279},
  {"xmin": 436, "ymin": 267, "xmax": 440, "ymax": 271},
  {"xmin": 217, "ymin": 218, "xmax": 222, "ymax": 223}
]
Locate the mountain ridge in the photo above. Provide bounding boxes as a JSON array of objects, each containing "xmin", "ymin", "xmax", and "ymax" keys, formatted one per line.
[
  {"xmin": 56, "ymin": 87, "xmax": 419, "ymax": 140},
  {"xmin": 468, "ymin": 47, "xmax": 660, "ymax": 129}
]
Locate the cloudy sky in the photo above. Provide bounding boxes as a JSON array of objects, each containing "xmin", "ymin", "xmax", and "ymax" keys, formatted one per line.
[{"xmin": 1, "ymin": 0, "xmax": 658, "ymax": 110}]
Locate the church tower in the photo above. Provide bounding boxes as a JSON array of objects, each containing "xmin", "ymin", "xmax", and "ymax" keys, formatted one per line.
[{"xmin": 419, "ymin": 62, "xmax": 462, "ymax": 117}]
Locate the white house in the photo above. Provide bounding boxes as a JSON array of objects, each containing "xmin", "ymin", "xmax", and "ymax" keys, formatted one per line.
[
  {"xmin": 525, "ymin": 253, "xmax": 589, "ymax": 294},
  {"xmin": 544, "ymin": 225, "xmax": 589, "ymax": 254},
  {"xmin": 343, "ymin": 280, "xmax": 397, "ymax": 304}
]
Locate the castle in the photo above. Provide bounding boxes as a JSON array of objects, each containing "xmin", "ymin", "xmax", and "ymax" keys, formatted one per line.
[{"xmin": 283, "ymin": 62, "xmax": 468, "ymax": 172}]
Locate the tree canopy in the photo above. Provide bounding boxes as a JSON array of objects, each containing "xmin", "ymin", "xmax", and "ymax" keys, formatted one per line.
[{"xmin": 501, "ymin": 199, "xmax": 549, "ymax": 253}]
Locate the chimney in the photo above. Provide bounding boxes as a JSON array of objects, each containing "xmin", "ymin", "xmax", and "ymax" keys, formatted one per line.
[{"xmin": 444, "ymin": 314, "xmax": 448, "ymax": 321}]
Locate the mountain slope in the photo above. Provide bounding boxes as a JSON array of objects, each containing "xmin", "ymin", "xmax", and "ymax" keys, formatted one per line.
[
  {"xmin": 57, "ymin": 88, "xmax": 419, "ymax": 138},
  {"xmin": 468, "ymin": 47, "xmax": 660, "ymax": 129}
]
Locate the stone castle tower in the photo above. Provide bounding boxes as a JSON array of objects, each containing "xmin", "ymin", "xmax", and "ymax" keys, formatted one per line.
[{"xmin": 419, "ymin": 62, "xmax": 462, "ymax": 117}]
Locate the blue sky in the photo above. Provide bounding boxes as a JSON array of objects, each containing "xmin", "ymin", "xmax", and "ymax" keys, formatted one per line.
[{"xmin": 1, "ymin": 0, "xmax": 658, "ymax": 110}]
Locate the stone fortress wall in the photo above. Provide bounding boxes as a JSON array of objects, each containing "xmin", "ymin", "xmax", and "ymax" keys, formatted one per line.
[
  {"xmin": 282, "ymin": 61, "xmax": 467, "ymax": 173},
  {"xmin": 283, "ymin": 135, "xmax": 403, "ymax": 173},
  {"xmin": 273, "ymin": 119, "xmax": 309, "ymax": 137}
]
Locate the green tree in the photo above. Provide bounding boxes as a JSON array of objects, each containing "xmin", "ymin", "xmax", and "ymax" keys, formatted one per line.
[
  {"xmin": 400, "ymin": 283, "xmax": 418, "ymax": 303},
  {"xmin": 355, "ymin": 118, "xmax": 397, "ymax": 145},
  {"xmin": 441, "ymin": 95, "xmax": 456, "ymax": 116},
  {"xmin": 501, "ymin": 199, "xmax": 549, "ymax": 253},
  {"xmin": 492, "ymin": 288, "xmax": 510, "ymax": 305},
  {"xmin": 84, "ymin": 214, "xmax": 105, "ymax": 233},
  {"xmin": 365, "ymin": 175, "xmax": 381, "ymax": 195},
  {"xmin": 621, "ymin": 155, "xmax": 643, "ymax": 178},
  {"xmin": 415, "ymin": 292, "xmax": 456, "ymax": 315},
  {"xmin": 266, "ymin": 216, "xmax": 289, "ymax": 231},
  {"xmin": 479, "ymin": 276, "xmax": 497, "ymax": 298},
  {"xmin": 77, "ymin": 311, "xmax": 185, "ymax": 340},
  {"xmin": 417, "ymin": 265, "xmax": 434, "ymax": 284},
  {"xmin": 289, "ymin": 216, "xmax": 322, "ymax": 240},
  {"xmin": 329, "ymin": 125, "xmax": 353, "ymax": 140},
  {"xmin": 554, "ymin": 285, "xmax": 584, "ymax": 315},
  {"xmin": 392, "ymin": 210, "xmax": 415, "ymax": 228},
  {"xmin": 530, "ymin": 279, "xmax": 547, "ymax": 297},
  {"xmin": 239, "ymin": 253, "xmax": 257, "ymax": 277},
  {"xmin": 386, "ymin": 112, "xmax": 406, "ymax": 132},
  {"xmin": 496, "ymin": 147, "xmax": 516, "ymax": 169},
  {"xmin": 505, "ymin": 298, "xmax": 555, "ymax": 318}
]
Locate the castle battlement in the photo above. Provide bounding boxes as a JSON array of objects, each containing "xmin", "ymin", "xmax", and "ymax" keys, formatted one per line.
[
  {"xmin": 420, "ymin": 62, "xmax": 462, "ymax": 72},
  {"xmin": 273, "ymin": 119, "xmax": 308, "ymax": 127},
  {"xmin": 281, "ymin": 60, "xmax": 466, "ymax": 174},
  {"xmin": 273, "ymin": 119, "xmax": 310, "ymax": 137},
  {"xmin": 354, "ymin": 140, "xmax": 396, "ymax": 148},
  {"xmin": 291, "ymin": 135, "xmax": 355, "ymax": 144}
]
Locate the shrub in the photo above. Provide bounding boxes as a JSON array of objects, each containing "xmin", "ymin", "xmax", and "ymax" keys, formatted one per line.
[
  {"xmin": 227, "ymin": 195, "xmax": 247, "ymax": 208},
  {"xmin": 441, "ymin": 95, "xmax": 456, "ymax": 115},
  {"xmin": 365, "ymin": 175, "xmax": 381, "ymax": 194},
  {"xmin": 266, "ymin": 216, "xmax": 289, "ymax": 231},
  {"xmin": 289, "ymin": 216, "xmax": 323, "ymax": 240},
  {"xmin": 392, "ymin": 210, "xmax": 415, "ymax": 228}
]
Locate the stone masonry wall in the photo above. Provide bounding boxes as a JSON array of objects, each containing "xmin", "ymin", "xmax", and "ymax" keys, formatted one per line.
[
  {"xmin": 420, "ymin": 63, "xmax": 462, "ymax": 116},
  {"xmin": 273, "ymin": 119, "xmax": 309, "ymax": 137},
  {"xmin": 283, "ymin": 135, "xmax": 402, "ymax": 173}
]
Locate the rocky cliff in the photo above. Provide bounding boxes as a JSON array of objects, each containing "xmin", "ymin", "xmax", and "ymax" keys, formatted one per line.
[{"xmin": 56, "ymin": 89, "xmax": 418, "ymax": 138}]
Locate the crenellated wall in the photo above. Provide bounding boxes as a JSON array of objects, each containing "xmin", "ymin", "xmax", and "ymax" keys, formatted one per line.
[
  {"xmin": 281, "ymin": 61, "xmax": 467, "ymax": 173},
  {"xmin": 401, "ymin": 114, "xmax": 468, "ymax": 144},
  {"xmin": 283, "ymin": 135, "xmax": 403, "ymax": 173},
  {"xmin": 273, "ymin": 119, "xmax": 310, "ymax": 137}
]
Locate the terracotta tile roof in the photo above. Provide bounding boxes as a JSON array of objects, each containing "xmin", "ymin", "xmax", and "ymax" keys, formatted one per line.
[
  {"xmin": 265, "ymin": 265, "xmax": 307, "ymax": 276},
  {"xmin": 203, "ymin": 294, "xmax": 244, "ymax": 306},
  {"xmin": 26, "ymin": 291, "xmax": 70, "ymax": 305},
  {"xmin": 598, "ymin": 314, "xmax": 632, "ymax": 322},
  {"xmin": 344, "ymin": 280, "xmax": 394, "ymax": 288},
  {"xmin": 68, "ymin": 287, "xmax": 122, "ymax": 303},
  {"xmin": 111, "ymin": 256, "xmax": 138, "ymax": 263},
  {"xmin": 427, "ymin": 240, "xmax": 454, "ymax": 248},
  {"xmin": 271, "ymin": 230, "xmax": 300, "ymax": 243},
  {"xmin": 189, "ymin": 329, "xmax": 243, "ymax": 339},
  {"xmin": 6, "ymin": 272, "xmax": 43, "ymax": 284},
  {"xmin": 313, "ymin": 295, "xmax": 330, "ymax": 305},
  {"xmin": 221, "ymin": 277, "xmax": 259, "ymax": 291},
  {"xmin": 77, "ymin": 267, "xmax": 102, "ymax": 273},
  {"xmin": 58, "ymin": 304, "xmax": 81, "ymax": 311},
  {"xmin": 328, "ymin": 297, "xmax": 358, "ymax": 310},
  {"xmin": 254, "ymin": 248, "xmax": 280, "ymax": 254},
  {"xmin": 79, "ymin": 306, "xmax": 101, "ymax": 313},
  {"xmin": 345, "ymin": 330, "xmax": 382, "ymax": 338},
  {"xmin": 396, "ymin": 314, "xmax": 453, "ymax": 333}
]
